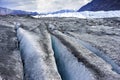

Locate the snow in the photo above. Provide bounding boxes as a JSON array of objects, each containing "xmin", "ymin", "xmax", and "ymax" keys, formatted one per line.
[
  {"xmin": 33, "ymin": 12, "xmax": 86, "ymax": 18},
  {"xmin": 51, "ymin": 35, "xmax": 95, "ymax": 80},
  {"xmin": 33, "ymin": 10, "xmax": 120, "ymax": 19},
  {"xmin": 81, "ymin": 11, "xmax": 120, "ymax": 18}
]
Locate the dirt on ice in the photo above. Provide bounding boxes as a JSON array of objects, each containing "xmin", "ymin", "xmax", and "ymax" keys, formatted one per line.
[{"xmin": 0, "ymin": 15, "xmax": 120, "ymax": 80}]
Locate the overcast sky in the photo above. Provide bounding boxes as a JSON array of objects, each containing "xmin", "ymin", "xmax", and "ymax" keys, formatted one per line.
[{"xmin": 0, "ymin": 0, "xmax": 91, "ymax": 12}]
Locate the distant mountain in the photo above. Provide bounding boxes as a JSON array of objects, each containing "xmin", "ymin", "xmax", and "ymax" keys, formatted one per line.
[
  {"xmin": 0, "ymin": 7, "xmax": 38, "ymax": 15},
  {"xmin": 0, "ymin": 7, "xmax": 12, "ymax": 15},
  {"xmin": 78, "ymin": 0, "xmax": 120, "ymax": 11},
  {"xmin": 48, "ymin": 10, "xmax": 75, "ymax": 14},
  {"xmin": 11, "ymin": 10, "xmax": 38, "ymax": 16},
  {"xmin": 38, "ymin": 9, "xmax": 75, "ymax": 16}
]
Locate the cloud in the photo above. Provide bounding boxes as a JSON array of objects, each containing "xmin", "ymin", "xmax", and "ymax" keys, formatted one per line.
[{"xmin": 0, "ymin": 0, "xmax": 91, "ymax": 12}]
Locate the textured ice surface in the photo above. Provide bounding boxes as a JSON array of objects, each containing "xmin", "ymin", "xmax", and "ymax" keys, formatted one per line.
[
  {"xmin": 52, "ymin": 35, "xmax": 95, "ymax": 80},
  {"xmin": 17, "ymin": 28, "xmax": 61, "ymax": 80},
  {"xmin": 33, "ymin": 12, "xmax": 86, "ymax": 18},
  {"xmin": 33, "ymin": 10, "xmax": 120, "ymax": 18},
  {"xmin": 77, "ymin": 39, "xmax": 120, "ymax": 74}
]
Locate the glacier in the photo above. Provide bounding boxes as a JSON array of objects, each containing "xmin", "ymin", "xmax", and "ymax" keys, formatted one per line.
[
  {"xmin": 16, "ymin": 27, "xmax": 61, "ymax": 80},
  {"xmin": 50, "ymin": 30, "xmax": 120, "ymax": 80},
  {"xmin": 0, "ymin": 15, "xmax": 120, "ymax": 80},
  {"xmin": 51, "ymin": 35, "xmax": 95, "ymax": 80},
  {"xmin": 33, "ymin": 10, "xmax": 120, "ymax": 19},
  {"xmin": 66, "ymin": 32, "xmax": 120, "ymax": 74}
]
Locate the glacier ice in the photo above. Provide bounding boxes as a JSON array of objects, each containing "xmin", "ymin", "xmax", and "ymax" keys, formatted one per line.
[
  {"xmin": 33, "ymin": 10, "xmax": 120, "ymax": 19},
  {"xmin": 16, "ymin": 27, "xmax": 61, "ymax": 80},
  {"xmin": 51, "ymin": 35, "xmax": 95, "ymax": 80}
]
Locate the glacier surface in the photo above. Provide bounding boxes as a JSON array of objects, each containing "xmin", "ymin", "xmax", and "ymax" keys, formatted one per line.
[
  {"xmin": 33, "ymin": 10, "xmax": 120, "ymax": 19},
  {"xmin": 51, "ymin": 35, "xmax": 95, "ymax": 80}
]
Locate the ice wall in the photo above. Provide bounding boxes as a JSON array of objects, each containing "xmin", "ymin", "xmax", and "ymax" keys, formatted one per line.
[
  {"xmin": 16, "ymin": 27, "xmax": 61, "ymax": 80},
  {"xmin": 51, "ymin": 35, "xmax": 95, "ymax": 80}
]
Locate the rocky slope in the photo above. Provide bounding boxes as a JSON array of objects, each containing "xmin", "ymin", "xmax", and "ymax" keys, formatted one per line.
[
  {"xmin": 78, "ymin": 0, "xmax": 120, "ymax": 11},
  {"xmin": 0, "ymin": 15, "xmax": 120, "ymax": 80}
]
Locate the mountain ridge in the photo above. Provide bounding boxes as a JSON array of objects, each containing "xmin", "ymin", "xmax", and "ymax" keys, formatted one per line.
[
  {"xmin": 0, "ymin": 7, "xmax": 38, "ymax": 15},
  {"xmin": 78, "ymin": 0, "xmax": 120, "ymax": 11}
]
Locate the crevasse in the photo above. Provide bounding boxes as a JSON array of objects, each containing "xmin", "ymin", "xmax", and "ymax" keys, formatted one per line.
[{"xmin": 51, "ymin": 35, "xmax": 94, "ymax": 80}]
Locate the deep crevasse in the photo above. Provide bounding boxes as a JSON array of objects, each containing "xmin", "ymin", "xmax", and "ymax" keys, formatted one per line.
[
  {"xmin": 16, "ymin": 26, "xmax": 95, "ymax": 80},
  {"xmin": 51, "ymin": 35, "xmax": 95, "ymax": 80}
]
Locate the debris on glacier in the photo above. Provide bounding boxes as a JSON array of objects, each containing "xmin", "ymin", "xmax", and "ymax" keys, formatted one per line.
[
  {"xmin": 0, "ymin": 25, "xmax": 23, "ymax": 80},
  {"xmin": 16, "ymin": 27, "xmax": 61, "ymax": 80},
  {"xmin": 51, "ymin": 30, "xmax": 120, "ymax": 80},
  {"xmin": 1, "ymin": 15, "xmax": 120, "ymax": 80},
  {"xmin": 67, "ymin": 32, "xmax": 120, "ymax": 74},
  {"xmin": 51, "ymin": 35, "xmax": 95, "ymax": 80}
]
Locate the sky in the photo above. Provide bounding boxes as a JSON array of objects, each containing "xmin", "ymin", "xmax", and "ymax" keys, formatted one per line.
[{"xmin": 0, "ymin": 0, "xmax": 91, "ymax": 13}]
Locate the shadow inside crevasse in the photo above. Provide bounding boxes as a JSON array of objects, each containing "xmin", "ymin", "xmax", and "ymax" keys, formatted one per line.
[{"xmin": 51, "ymin": 35, "xmax": 93, "ymax": 80}]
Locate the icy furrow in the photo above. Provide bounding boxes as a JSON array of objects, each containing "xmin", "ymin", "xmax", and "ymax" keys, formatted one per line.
[
  {"xmin": 51, "ymin": 30, "xmax": 120, "ymax": 80},
  {"xmin": 78, "ymin": 39, "xmax": 120, "ymax": 74},
  {"xmin": 51, "ymin": 35, "xmax": 95, "ymax": 80},
  {"xmin": 16, "ymin": 27, "xmax": 61, "ymax": 80},
  {"xmin": 66, "ymin": 32, "xmax": 120, "ymax": 74}
]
